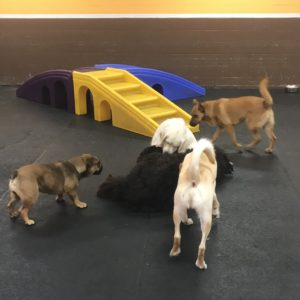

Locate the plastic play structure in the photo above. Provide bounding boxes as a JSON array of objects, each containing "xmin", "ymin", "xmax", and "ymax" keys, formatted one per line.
[
  {"xmin": 95, "ymin": 64, "xmax": 205, "ymax": 101},
  {"xmin": 17, "ymin": 65, "xmax": 203, "ymax": 136}
]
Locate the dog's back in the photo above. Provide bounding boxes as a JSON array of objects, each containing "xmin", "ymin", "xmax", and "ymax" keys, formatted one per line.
[{"xmin": 176, "ymin": 139, "xmax": 217, "ymax": 210}]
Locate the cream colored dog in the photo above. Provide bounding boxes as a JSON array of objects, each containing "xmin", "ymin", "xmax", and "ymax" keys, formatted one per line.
[
  {"xmin": 169, "ymin": 138, "xmax": 219, "ymax": 270},
  {"xmin": 151, "ymin": 118, "xmax": 196, "ymax": 154}
]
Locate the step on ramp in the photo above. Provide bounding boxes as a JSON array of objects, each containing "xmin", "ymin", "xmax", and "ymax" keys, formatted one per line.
[{"xmin": 73, "ymin": 68, "xmax": 199, "ymax": 137}]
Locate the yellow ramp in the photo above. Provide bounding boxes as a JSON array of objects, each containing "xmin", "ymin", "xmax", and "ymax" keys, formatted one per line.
[{"xmin": 73, "ymin": 68, "xmax": 199, "ymax": 137}]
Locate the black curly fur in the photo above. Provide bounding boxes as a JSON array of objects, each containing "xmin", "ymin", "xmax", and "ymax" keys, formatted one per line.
[{"xmin": 97, "ymin": 146, "xmax": 233, "ymax": 213}]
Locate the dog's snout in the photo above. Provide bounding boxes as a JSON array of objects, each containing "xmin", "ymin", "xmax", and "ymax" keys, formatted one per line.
[
  {"xmin": 189, "ymin": 119, "xmax": 197, "ymax": 127},
  {"xmin": 94, "ymin": 161, "xmax": 103, "ymax": 175}
]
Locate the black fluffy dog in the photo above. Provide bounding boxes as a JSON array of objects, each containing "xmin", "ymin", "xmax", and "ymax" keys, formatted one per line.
[{"xmin": 97, "ymin": 146, "xmax": 233, "ymax": 213}]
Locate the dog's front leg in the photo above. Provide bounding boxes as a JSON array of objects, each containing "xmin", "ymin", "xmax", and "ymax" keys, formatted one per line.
[
  {"xmin": 225, "ymin": 125, "xmax": 242, "ymax": 151},
  {"xmin": 211, "ymin": 127, "xmax": 223, "ymax": 143},
  {"xmin": 56, "ymin": 193, "xmax": 66, "ymax": 204},
  {"xmin": 67, "ymin": 191, "xmax": 87, "ymax": 209}
]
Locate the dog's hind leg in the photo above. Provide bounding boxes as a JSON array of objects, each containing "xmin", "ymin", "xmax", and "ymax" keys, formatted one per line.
[
  {"xmin": 245, "ymin": 128, "xmax": 262, "ymax": 149},
  {"xmin": 169, "ymin": 205, "xmax": 182, "ymax": 257},
  {"xmin": 264, "ymin": 121, "xmax": 276, "ymax": 154},
  {"xmin": 195, "ymin": 211, "xmax": 212, "ymax": 270},
  {"xmin": 7, "ymin": 191, "xmax": 20, "ymax": 218},
  {"xmin": 225, "ymin": 125, "xmax": 242, "ymax": 151},
  {"xmin": 19, "ymin": 205, "xmax": 36, "ymax": 226},
  {"xmin": 212, "ymin": 193, "xmax": 220, "ymax": 218}
]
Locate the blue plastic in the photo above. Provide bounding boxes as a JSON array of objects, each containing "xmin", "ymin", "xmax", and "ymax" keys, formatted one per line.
[{"xmin": 94, "ymin": 64, "xmax": 205, "ymax": 101}]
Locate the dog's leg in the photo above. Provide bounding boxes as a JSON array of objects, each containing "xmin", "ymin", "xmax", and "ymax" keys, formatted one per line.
[
  {"xmin": 264, "ymin": 123, "xmax": 277, "ymax": 154},
  {"xmin": 225, "ymin": 125, "xmax": 242, "ymax": 151},
  {"xmin": 19, "ymin": 204, "xmax": 35, "ymax": 226},
  {"xmin": 67, "ymin": 191, "xmax": 87, "ymax": 208},
  {"xmin": 181, "ymin": 209, "xmax": 194, "ymax": 225},
  {"xmin": 7, "ymin": 191, "xmax": 20, "ymax": 218},
  {"xmin": 212, "ymin": 193, "xmax": 220, "ymax": 218},
  {"xmin": 169, "ymin": 206, "xmax": 182, "ymax": 257},
  {"xmin": 56, "ymin": 193, "xmax": 66, "ymax": 204},
  {"xmin": 211, "ymin": 127, "xmax": 223, "ymax": 143},
  {"xmin": 195, "ymin": 212, "xmax": 212, "ymax": 270},
  {"xmin": 245, "ymin": 128, "xmax": 262, "ymax": 149}
]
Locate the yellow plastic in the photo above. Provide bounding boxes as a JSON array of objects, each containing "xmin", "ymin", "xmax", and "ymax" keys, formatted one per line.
[{"xmin": 73, "ymin": 68, "xmax": 199, "ymax": 137}]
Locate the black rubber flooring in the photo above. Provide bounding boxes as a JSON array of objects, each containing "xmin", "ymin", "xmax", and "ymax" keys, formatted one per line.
[{"xmin": 0, "ymin": 86, "xmax": 299, "ymax": 300}]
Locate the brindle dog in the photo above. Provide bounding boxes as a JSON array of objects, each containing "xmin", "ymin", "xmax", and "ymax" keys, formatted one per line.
[{"xmin": 8, "ymin": 154, "xmax": 102, "ymax": 226}]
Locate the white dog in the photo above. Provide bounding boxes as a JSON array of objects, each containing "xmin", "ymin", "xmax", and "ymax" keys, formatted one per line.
[
  {"xmin": 169, "ymin": 138, "xmax": 220, "ymax": 270},
  {"xmin": 151, "ymin": 118, "xmax": 196, "ymax": 154}
]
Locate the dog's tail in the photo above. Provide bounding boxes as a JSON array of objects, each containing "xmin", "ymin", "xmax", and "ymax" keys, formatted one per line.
[
  {"xmin": 259, "ymin": 78, "xmax": 273, "ymax": 108},
  {"xmin": 190, "ymin": 138, "xmax": 216, "ymax": 184}
]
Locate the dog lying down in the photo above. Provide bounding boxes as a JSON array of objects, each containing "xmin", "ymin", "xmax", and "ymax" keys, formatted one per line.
[
  {"xmin": 169, "ymin": 138, "xmax": 218, "ymax": 270},
  {"xmin": 97, "ymin": 145, "xmax": 232, "ymax": 213},
  {"xmin": 8, "ymin": 154, "xmax": 103, "ymax": 225},
  {"xmin": 97, "ymin": 118, "xmax": 233, "ymax": 213}
]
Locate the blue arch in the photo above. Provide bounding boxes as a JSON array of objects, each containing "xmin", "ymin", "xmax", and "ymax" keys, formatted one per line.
[{"xmin": 95, "ymin": 64, "xmax": 205, "ymax": 101}]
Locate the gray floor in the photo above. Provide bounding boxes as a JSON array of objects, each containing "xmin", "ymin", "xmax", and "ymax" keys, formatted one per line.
[{"xmin": 0, "ymin": 86, "xmax": 299, "ymax": 300}]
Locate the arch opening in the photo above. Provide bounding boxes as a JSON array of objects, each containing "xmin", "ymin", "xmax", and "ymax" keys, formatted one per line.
[
  {"xmin": 54, "ymin": 81, "xmax": 68, "ymax": 110},
  {"xmin": 152, "ymin": 84, "xmax": 164, "ymax": 95},
  {"xmin": 41, "ymin": 86, "xmax": 51, "ymax": 105}
]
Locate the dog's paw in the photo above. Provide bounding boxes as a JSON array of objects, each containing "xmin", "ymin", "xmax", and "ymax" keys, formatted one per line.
[
  {"xmin": 75, "ymin": 201, "xmax": 88, "ymax": 209},
  {"xmin": 25, "ymin": 219, "xmax": 35, "ymax": 226},
  {"xmin": 264, "ymin": 148, "xmax": 273, "ymax": 154},
  {"xmin": 9, "ymin": 211, "xmax": 20, "ymax": 219},
  {"xmin": 56, "ymin": 197, "xmax": 66, "ymax": 204},
  {"xmin": 169, "ymin": 247, "xmax": 181, "ymax": 257},
  {"xmin": 213, "ymin": 212, "xmax": 220, "ymax": 219},
  {"xmin": 184, "ymin": 218, "xmax": 194, "ymax": 225},
  {"xmin": 195, "ymin": 259, "xmax": 207, "ymax": 270}
]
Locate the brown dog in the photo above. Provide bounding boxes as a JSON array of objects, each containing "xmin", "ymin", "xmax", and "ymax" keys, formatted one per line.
[
  {"xmin": 8, "ymin": 154, "xmax": 103, "ymax": 225},
  {"xmin": 190, "ymin": 78, "xmax": 276, "ymax": 153}
]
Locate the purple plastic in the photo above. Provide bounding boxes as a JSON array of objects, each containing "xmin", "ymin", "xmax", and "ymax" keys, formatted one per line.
[
  {"xmin": 16, "ymin": 70, "xmax": 75, "ymax": 113},
  {"xmin": 95, "ymin": 64, "xmax": 206, "ymax": 101}
]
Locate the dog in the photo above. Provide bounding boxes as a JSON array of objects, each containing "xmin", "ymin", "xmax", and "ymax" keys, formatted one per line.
[
  {"xmin": 151, "ymin": 118, "xmax": 196, "ymax": 154},
  {"xmin": 8, "ymin": 154, "xmax": 103, "ymax": 225},
  {"xmin": 169, "ymin": 138, "xmax": 219, "ymax": 270},
  {"xmin": 97, "ymin": 145, "xmax": 232, "ymax": 213},
  {"xmin": 189, "ymin": 78, "xmax": 276, "ymax": 153}
]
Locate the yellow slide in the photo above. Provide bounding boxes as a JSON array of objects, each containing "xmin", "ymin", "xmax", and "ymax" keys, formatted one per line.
[{"xmin": 73, "ymin": 68, "xmax": 199, "ymax": 137}]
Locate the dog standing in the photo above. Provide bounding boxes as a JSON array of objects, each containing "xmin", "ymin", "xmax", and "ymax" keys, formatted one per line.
[
  {"xmin": 169, "ymin": 139, "xmax": 219, "ymax": 270},
  {"xmin": 8, "ymin": 154, "xmax": 102, "ymax": 225},
  {"xmin": 190, "ymin": 78, "xmax": 276, "ymax": 153}
]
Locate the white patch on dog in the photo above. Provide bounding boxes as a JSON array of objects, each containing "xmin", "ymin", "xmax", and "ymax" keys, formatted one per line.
[{"xmin": 151, "ymin": 118, "xmax": 196, "ymax": 154}]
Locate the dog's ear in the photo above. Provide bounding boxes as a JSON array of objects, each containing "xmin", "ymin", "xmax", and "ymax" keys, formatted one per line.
[
  {"xmin": 192, "ymin": 99, "xmax": 205, "ymax": 113},
  {"xmin": 179, "ymin": 163, "xmax": 183, "ymax": 171},
  {"xmin": 198, "ymin": 102, "xmax": 205, "ymax": 113}
]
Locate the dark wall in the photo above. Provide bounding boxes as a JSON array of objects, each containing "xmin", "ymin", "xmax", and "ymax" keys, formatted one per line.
[{"xmin": 0, "ymin": 18, "xmax": 299, "ymax": 87}]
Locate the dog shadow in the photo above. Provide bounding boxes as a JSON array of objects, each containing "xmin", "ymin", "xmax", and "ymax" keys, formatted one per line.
[{"xmin": 228, "ymin": 150, "xmax": 279, "ymax": 172}]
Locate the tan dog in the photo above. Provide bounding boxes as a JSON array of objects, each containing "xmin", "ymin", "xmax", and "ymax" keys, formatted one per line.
[
  {"xmin": 169, "ymin": 138, "xmax": 219, "ymax": 270},
  {"xmin": 189, "ymin": 78, "xmax": 276, "ymax": 153},
  {"xmin": 8, "ymin": 154, "xmax": 103, "ymax": 226}
]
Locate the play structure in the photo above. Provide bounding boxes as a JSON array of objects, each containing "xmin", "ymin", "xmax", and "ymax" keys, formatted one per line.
[
  {"xmin": 17, "ymin": 65, "xmax": 203, "ymax": 136},
  {"xmin": 95, "ymin": 64, "xmax": 205, "ymax": 101}
]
